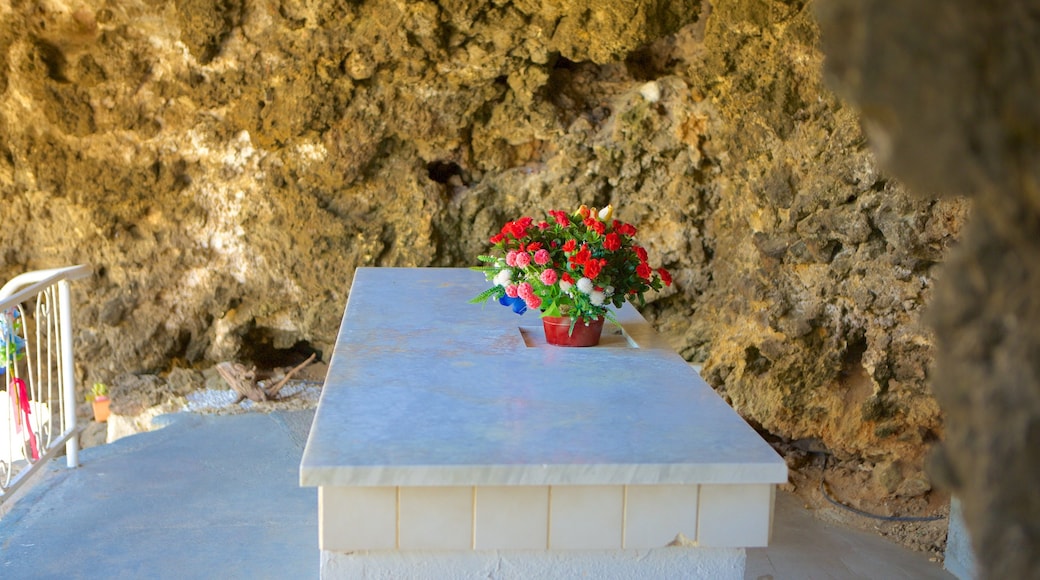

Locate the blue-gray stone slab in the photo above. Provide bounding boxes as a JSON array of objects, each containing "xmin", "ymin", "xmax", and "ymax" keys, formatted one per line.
[{"xmin": 300, "ymin": 267, "xmax": 786, "ymax": 488}]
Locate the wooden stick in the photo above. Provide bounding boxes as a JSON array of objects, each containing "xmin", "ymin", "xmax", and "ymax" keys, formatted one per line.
[
  {"xmin": 265, "ymin": 353, "xmax": 317, "ymax": 398},
  {"xmin": 216, "ymin": 361, "xmax": 267, "ymax": 403}
]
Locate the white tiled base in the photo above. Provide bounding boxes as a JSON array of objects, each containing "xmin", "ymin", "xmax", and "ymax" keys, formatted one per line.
[
  {"xmin": 475, "ymin": 486, "xmax": 549, "ymax": 550},
  {"xmin": 320, "ymin": 486, "xmax": 396, "ymax": 551},
  {"xmin": 626, "ymin": 484, "xmax": 699, "ymax": 548},
  {"xmin": 320, "ymin": 483, "xmax": 774, "ymax": 552},
  {"xmin": 550, "ymin": 485, "xmax": 624, "ymax": 549},
  {"xmin": 399, "ymin": 486, "xmax": 474, "ymax": 550},
  {"xmin": 697, "ymin": 484, "xmax": 775, "ymax": 548}
]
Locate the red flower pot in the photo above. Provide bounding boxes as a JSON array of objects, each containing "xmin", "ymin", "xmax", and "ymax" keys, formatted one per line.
[{"xmin": 542, "ymin": 316, "xmax": 605, "ymax": 347}]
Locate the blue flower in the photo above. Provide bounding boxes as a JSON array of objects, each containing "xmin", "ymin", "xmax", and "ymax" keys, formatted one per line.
[
  {"xmin": 499, "ymin": 295, "xmax": 527, "ymax": 315},
  {"xmin": 1, "ymin": 311, "xmax": 25, "ymax": 374}
]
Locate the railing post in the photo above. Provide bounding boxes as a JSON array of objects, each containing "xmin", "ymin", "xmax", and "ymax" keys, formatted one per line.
[{"xmin": 58, "ymin": 280, "xmax": 78, "ymax": 469}]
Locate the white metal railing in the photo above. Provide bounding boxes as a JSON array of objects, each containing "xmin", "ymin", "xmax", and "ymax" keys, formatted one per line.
[{"xmin": 0, "ymin": 265, "xmax": 90, "ymax": 501}]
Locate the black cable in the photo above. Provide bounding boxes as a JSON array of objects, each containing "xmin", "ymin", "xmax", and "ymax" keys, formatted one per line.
[{"xmin": 818, "ymin": 454, "xmax": 946, "ymax": 523}]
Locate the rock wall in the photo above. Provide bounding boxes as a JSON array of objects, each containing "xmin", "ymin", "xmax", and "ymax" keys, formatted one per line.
[
  {"xmin": 818, "ymin": 0, "xmax": 1040, "ymax": 576},
  {"xmin": 0, "ymin": 0, "xmax": 966, "ymax": 502}
]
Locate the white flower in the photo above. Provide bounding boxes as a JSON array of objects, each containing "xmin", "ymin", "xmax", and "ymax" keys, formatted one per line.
[
  {"xmin": 590, "ymin": 290, "xmax": 605, "ymax": 305},
  {"xmin": 559, "ymin": 280, "xmax": 573, "ymax": 293},
  {"xmin": 576, "ymin": 277, "xmax": 594, "ymax": 294},
  {"xmin": 605, "ymin": 285, "xmax": 615, "ymax": 296},
  {"xmin": 493, "ymin": 269, "xmax": 513, "ymax": 287},
  {"xmin": 597, "ymin": 205, "xmax": 614, "ymax": 221}
]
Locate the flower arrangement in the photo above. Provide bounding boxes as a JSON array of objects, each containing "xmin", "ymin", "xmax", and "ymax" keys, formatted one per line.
[
  {"xmin": 470, "ymin": 204, "xmax": 672, "ymax": 326},
  {"xmin": 1, "ymin": 308, "xmax": 25, "ymax": 374}
]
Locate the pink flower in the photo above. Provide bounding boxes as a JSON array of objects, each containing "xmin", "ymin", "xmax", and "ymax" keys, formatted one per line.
[
  {"xmin": 524, "ymin": 295, "xmax": 542, "ymax": 309},
  {"xmin": 506, "ymin": 250, "xmax": 519, "ymax": 267},
  {"xmin": 517, "ymin": 282, "xmax": 534, "ymax": 301},
  {"xmin": 505, "ymin": 284, "xmax": 519, "ymax": 297},
  {"xmin": 540, "ymin": 269, "xmax": 558, "ymax": 285},
  {"xmin": 514, "ymin": 252, "xmax": 531, "ymax": 267},
  {"xmin": 533, "ymin": 249, "xmax": 551, "ymax": 265}
]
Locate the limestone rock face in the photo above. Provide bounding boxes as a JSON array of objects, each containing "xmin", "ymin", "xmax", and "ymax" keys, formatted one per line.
[
  {"xmin": 0, "ymin": 0, "xmax": 965, "ymax": 499},
  {"xmin": 818, "ymin": 0, "xmax": 1040, "ymax": 576}
]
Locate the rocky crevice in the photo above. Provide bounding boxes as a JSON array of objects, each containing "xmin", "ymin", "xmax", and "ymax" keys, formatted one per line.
[{"xmin": 0, "ymin": 0, "xmax": 967, "ymax": 508}]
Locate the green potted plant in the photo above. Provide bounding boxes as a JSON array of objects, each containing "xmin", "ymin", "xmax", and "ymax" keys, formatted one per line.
[
  {"xmin": 471, "ymin": 204, "xmax": 672, "ymax": 346},
  {"xmin": 86, "ymin": 382, "xmax": 111, "ymax": 422}
]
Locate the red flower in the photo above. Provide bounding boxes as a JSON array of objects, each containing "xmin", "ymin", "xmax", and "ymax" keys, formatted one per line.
[
  {"xmin": 562, "ymin": 239, "xmax": 577, "ymax": 253},
  {"xmin": 634, "ymin": 245, "xmax": 649, "ymax": 262},
  {"xmin": 584, "ymin": 259, "xmax": 604, "ymax": 280},
  {"xmin": 562, "ymin": 272, "xmax": 575, "ymax": 284},
  {"xmin": 569, "ymin": 245, "xmax": 591, "ymax": 266},
  {"xmin": 657, "ymin": 268, "xmax": 672, "ymax": 287},
  {"xmin": 583, "ymin": 217, "xmax": 606, "ymax": 235},
  {"xmin": 616, "ymin": 222, "xmax": 637, "ymax": 237},
  {"xmin": 603, "ymin": 232, "xmax": 621, "ymax": 252},
  {"xmin": 538, "ymin": 221, "xmax": 550, "ymax": 230},
  {"xmin": 526, "ymin": 242, "xmax": 542, "ymax": 252},
  {"xmin": 490, "ymin": 233, "xmax": 505, "ymax": 244},
  {"xmin": 505, "ymin": 217, "xmax": 533, "ymax": 239},
  {"xmin": 549, "ymin": 210, "xmax": 570, "ymax": 226},
  {"xmin": 637, "ymin": 262, "xmax": 652, "ymax": 280}
]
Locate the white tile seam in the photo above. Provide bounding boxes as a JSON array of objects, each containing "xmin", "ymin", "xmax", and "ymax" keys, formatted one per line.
[
  {"xmin": 621, "ymin": 485, "xmax": 628, "ymax": 549},
  {"xmin": 695, "ymin": 484, "xmax": 702, "ymax": 544},
  {"xmin": 317, "ymin": 487, "xmax": 324, "ymax": 550},
  {"xmin": 546, "ymin": 485, "xmax": 553, "ymax": 550}
]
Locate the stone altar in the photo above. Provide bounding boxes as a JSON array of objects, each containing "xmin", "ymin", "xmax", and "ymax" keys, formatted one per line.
[{"xmin": 300, "ymin": 267, "xmax": 787, "ymax": 578}]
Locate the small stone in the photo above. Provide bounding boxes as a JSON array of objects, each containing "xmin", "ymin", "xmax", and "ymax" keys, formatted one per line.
[
  {"xmin": 896, "ymin": 473, "xmax": 932, "ymax": 497},
  {"xmin": 873, "ymin": 460, "xmax": 902, "ymax": 494},
  {"xmin": 79, "ymin": 420, "xmax": 109, "ymax": 449},
  {"xmin": 639, "ymin": 81, "xmax": 661, "ymax": 103}
]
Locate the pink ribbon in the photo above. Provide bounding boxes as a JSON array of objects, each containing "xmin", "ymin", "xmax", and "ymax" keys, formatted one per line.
[{"xmin": 10, "ymin": 378, "xmax": 39, "ymax": 461}]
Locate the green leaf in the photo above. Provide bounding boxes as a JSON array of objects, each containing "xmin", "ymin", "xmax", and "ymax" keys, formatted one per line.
[{"xmin": 468, "ymin": 286, "xmax": 503, "ymax": 304}]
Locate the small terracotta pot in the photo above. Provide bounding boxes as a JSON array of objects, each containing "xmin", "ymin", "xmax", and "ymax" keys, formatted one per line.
[
  {"xmin": 541, "ymin": 315, "xmax": 605, "ymax": 347},
  {"xmin": 92, "ymin": 396, "xmax": 111, "ymax": 422}
]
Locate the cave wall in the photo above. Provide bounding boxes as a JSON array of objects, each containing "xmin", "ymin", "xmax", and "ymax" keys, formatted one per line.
[
  {"xmin": 817, "ymin": 0, "xmax": 1040, "ymax": 576},
  {"xmin": 0, "ymin": 0, "xmax": 966, "ymax": 500}
]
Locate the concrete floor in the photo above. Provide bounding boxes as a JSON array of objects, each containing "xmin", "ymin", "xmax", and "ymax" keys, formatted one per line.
[
  {"xmin": 0, "ymin": 410, "xmax": 952, "ymax": 579},
  {"xmin": 746, "ymin": 491, "xmax": 953, "ymax": 579}
]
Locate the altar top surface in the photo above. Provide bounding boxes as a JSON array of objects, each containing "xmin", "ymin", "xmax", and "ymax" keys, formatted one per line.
[{"xmin": 300, "ymin": 267, "xmax": 786, "ymax": 488}]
